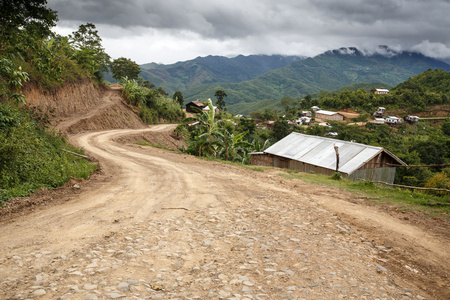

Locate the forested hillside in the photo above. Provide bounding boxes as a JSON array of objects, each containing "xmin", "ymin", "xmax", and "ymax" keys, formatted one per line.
[
  {"xmin": 138, "ymin": 54, "xmax": 304, "ymax": 95},
  {"xmin": 183, "ymin": 47, "xmax": 450, "ymax": 113}
]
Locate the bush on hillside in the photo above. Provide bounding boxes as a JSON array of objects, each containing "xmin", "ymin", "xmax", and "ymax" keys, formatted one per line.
[{"xmin": 0, "ymin": 104, "xmax": 96, "ymax": 203}]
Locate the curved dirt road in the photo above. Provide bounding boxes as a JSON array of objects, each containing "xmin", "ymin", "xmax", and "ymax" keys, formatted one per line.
[{"xmin": 0, "ymin": 126, "xmax": 447, "ymax": 299}]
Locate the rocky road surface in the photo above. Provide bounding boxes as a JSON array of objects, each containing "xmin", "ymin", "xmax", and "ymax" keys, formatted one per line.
[{"xmin": 0, "ymin": 125, "xmax": 447, "ymax": 300}]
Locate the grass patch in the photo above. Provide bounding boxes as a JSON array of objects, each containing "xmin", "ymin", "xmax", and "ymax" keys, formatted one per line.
[
  {"xmin": 136, "ymin": 142, "xmax": 175, "ymax": 151},
  {"xmin": 279, "ymin": 170, "xmax": 450, "ymax": 218},
  {"xmin": 244, "ymin": 166, "xmax": 267, "ymax": 172}
]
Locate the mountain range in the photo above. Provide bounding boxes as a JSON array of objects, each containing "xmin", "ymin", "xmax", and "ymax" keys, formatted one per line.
[
  {"xmin": 139, "ymin": 46, "xmax": 450, "ymax": 114},
  {"xmin": 139, "ymin": 54, "xmax": 304, "ymax": 93}
]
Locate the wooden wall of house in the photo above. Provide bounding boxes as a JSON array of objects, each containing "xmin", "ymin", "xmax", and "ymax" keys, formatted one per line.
[
  {"xmin": 348, "ymin": 167, "xmax": 397, "ymax": 183},
  {"xmin": 274, "ymin": 156, "xmax": 290, "ymax": 169},
  {"xmin": 252, "ymin": 152, "xmax": 399, "ymax": 183},
  {"xmin": 250, "ymin": 153, "xmax": 274, "ymax": 167},
  {"xmin": 289, "ymin": 160, "xmax": 336, "ymax": 176},
  {"xmin": 315, "ymin": 113, "xmax": 344, "ymax": 121},
  {"xmin": 358, "ymin": 152, "xmax": 397, "ymax": 170}
]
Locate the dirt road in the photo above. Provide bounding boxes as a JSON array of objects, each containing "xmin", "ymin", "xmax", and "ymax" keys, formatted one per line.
[{"xmin": 0, "ymin": 125, "xmax": 448, "ymax": 299}]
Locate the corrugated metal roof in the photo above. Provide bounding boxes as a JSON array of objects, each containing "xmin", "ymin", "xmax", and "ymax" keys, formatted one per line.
[
  {"xmin": 315, "ymin": 110, "xmax": 341, "ymax": 116},
  {"xmin": 263, "ymin": 132, "xmax": 406, "ymax": 174}
]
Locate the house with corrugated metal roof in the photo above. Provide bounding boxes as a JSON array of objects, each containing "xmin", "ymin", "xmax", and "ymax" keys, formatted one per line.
[
  {"xmin": 251, "ymin": 132, "xmax": 407, "ymax": 183},
  {"xmin": 315, "ymin": 110, "xmax": 345, "ymax": 121},
  {"xmin": 374, "ymin": 89, "xmax": 389, "ymax": 95},
  {"xmin": 385, "ymin": 116, "xmax": 404, "ymax": 125}
]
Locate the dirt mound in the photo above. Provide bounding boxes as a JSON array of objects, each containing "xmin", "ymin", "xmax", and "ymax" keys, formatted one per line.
[
  {"xmin": 63, "ymin": 100, "xmax": 146, "ymax": 135},
  {"xmin": 22, "ymin": 81, "xmax": 147, "ymax": 135},
  {"xmin": 115, "ymin": 128, "xmax": 186, "ymax": 150},
  {"xmin": 22, "ymin": 81, "xmax": 102, "ymax": 117},
  {"xmin": 109, "ymin": 83, "xmax": 124, "ymax": 90},
  {"xmin": 0, "ymin": 177, "xmax": 89, "ymax": 220}
]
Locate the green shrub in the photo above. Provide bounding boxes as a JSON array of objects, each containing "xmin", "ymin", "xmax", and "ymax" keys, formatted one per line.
[
  {"xmin": 331, "ymin": 172, "xmax": 342, "ymax": 180},
  {"xmin": 0, "ymin": 104, "xmax": 96, "ymax": 204},
  {"xmin": 425, "ymin": 172, "xmax": 450, "ymax": 198},
  {"xmin": 139, "ymin": 105, "xmax": 158, "ymax": 124}
]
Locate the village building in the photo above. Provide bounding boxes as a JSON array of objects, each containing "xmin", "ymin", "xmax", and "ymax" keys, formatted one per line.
[
  {"xmin": 251, "ymin": 132, "xmax": 407, "ymax": 183},
  {"xmin": 202, "ymin": 105, "xmax": 220, "ymax": 114},
  {"xmin": 311, "ymin": 106, "xmax": 321, "ymax": 112},
  {"xmin": 374, "ymin": 89, "xmax": 389, "ymax": 95},
  {"xmin": 373, "ymin": 107, "xmax": 386, "ymax": 118},
  {"xmin": 302, "ymin": 111, "xmax": 312, "ymax": 117},
  {"xmin": 372, "ymin": 118, "xmax": 385, "ymax": 125},
  {"xmin": 385, "ymin": 116, "xmax": 404, "ymax": 125},
  {"xmin": 405, "ymin": 115, "xmax": 419, "ymax": 123},
  {"xmin": 186, "ymin": 120, "xmax": 199, "ymax": 127},
  {"xmin": 315, "ymin": 110, "xmax": 345, "ymax": 121},
  {"xmin": 262, "ymin": 120, "xmax": 275, "ymax": 130},
  {"xmin": 302, "ymin": 117, "xmax": 311, "ymax": 125},
  {"xmin": 294, "ymin": 117, "xmax": 311, "ymax": 126},
  {"xmin": 185, "ymin": 101, "xmax": 205, "ymax": 113}
]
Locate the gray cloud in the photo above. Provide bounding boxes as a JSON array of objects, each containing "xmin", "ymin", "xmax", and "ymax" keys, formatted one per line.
[{"xmin": 48, "ymin": 0, "xmax": 450, "ymax": 63}]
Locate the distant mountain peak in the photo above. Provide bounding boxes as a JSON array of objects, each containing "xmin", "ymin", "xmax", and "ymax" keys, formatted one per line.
[
  {"xmin": 324, "ymin": 47, "xmax": 364, "ymax": 56},
  {"xmin": 372, "ymin": 45, "xmax": 401, "ymax": 57},
  {"xmin": 325, "ymin": 45, "xmax": 403, "ymax": 58}
]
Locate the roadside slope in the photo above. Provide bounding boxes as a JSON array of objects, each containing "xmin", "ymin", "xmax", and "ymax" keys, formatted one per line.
[{"xmin": 23, "ymin": 82, "xmax": 147, "ymax": 135}]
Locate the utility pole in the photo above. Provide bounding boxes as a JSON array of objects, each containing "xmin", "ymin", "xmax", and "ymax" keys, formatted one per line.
[{"xmin": 334, "ymin": 144, "xmax": 339, "ymax": 173}]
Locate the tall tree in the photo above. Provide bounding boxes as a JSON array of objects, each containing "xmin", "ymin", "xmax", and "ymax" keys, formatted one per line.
[
  {"xmin": 110, "ymin": 57, "xmax": 141, "ymax": 81},
  {"xmin": 173, "ymin": 90, "xmax": 184, "ymax": 107},
  {"xmin": 69, "ymin": 23, "xmax": 110, "ymax": 76},
  {"xmin": 214, "ymin": 89, "xmax": 228, "ymax": 111},
  {"xmin": 157, "ymin": 87, "xmax": 168, "ymax": 96},
  {"xmin": 280, "ymin": 97, "xmax": 296, "ymax": 113},
  {"xmin": 272, "ymin": 119, "xmax": 290, "ymax": 141},
  {"xmin": 0, "ymin": 0, "xmax": 58, "ymax": 54}
]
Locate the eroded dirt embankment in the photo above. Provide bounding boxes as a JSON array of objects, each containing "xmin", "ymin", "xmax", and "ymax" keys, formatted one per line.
[
  {"xmin": 22, "ymin": 81, "xmax": 102, "ymax": 117},
  {"xmin": 22, "ymin": 82, "xmax": 147, "ymax": 135}
]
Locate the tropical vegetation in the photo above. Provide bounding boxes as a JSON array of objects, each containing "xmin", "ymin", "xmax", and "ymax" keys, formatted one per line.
[
  {"xmin": 179, "ymin": 99, "xmax": 257, "ymax": 163},
  {"xmin": 0, "ymin": 103, "xmax": 96, "ymax": 204},
  {"xmin": 120, "ymin": 77, "xmax": 185, "ymax": 124}
]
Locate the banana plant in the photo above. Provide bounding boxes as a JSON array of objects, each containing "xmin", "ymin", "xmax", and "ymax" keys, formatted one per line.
[
  {"xmin": 183, "ymin": 98, "xmax": 223, "ymax": 158},
  {"xmin": 251, "ymin": 138, "xmax": 271, "ymax": 153},
  {"xmin": 214, "ymin": 129, "xmax": 251, "ymax": 161}
]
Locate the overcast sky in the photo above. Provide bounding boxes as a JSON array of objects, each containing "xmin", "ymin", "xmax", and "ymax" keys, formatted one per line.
[{"xmin": 47, "ymin": 0, "xmax": 450, "ymax": 65}]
